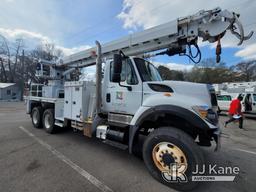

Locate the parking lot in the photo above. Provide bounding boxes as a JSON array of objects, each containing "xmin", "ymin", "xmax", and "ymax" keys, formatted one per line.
[{"xmin": 0, "ymin": 102, "xmax": 255, "ymax": 192}]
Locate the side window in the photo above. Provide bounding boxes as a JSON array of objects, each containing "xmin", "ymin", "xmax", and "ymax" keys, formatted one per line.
[
  {"xmin": 217, "ymin": 95, "xmax": 231, "ymax": 101},
  {"xmin": 110, "ymin": 59, "xmax": 138, "ymax": 85},
  {"xmin": 126, "ymin": 60, "xmax": 138, "ymax": 85},
  {"xmin": 217, "ymin": 96, "xmax": 223, "ymax": 101},
  {"xmin": 6, "ymin": 89, "xmax": 11, "ymax": 95},
  {"xmin": 120, "ymin": 62, "xmax": 126, "ymax": 82},
  {"xmin": 222, "ymin": 95, "xmax": 231, "ymax": 101},
  {"xmin": 253, "ymin": 94, "xmax": 256, "ymax": 102}
]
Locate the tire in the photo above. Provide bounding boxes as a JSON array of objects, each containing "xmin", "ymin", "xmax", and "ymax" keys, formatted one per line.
[
  {"xmin": 42, "ymin": 109, "xmax": 56, "ymax": 134},
  {"xmin": 31, "ymin": 106, "xmax": 43, "ymax": 128},
  {"xmin": 143, "ymin": 127, "xmax": 204, "ymax": 191}
]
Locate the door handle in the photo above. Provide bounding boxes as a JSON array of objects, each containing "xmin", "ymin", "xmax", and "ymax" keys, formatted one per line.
[
  {"xmin": 65, "ymin": 101, "xmax": 68, "ymax": 104},
  {"xmin": 73, "ymin": 101, "xmax": 76, "ymax": 104}
]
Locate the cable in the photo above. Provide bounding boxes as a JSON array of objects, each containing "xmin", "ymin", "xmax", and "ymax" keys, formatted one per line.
[
  {"xmin": 69, "ymin": 0, "xmax": 174, "ymax": 45},
  {"xmin": 188, "ymin": 44, "xmax": 200, "ymax": 58},
  {"xmin": 179, "ymin": 43, "xmax": 202, "ymax": 64},
  {"xmin": 66, "ymin": 0, "xmax": 149, "ymax": 42}
]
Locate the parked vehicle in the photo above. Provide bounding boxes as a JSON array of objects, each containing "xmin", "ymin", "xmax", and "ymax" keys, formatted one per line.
[
  {"xmin": 217, "ymin": 93, "xmax": 256, "ymax": 114},
  {"xmin": 26, "ymin": 8, "xmax": 252, "ymax": 191},
  {"xmin": 240, "ymin": 93, "xmax": 256, "ymax": 113},
  {"xmin": 217, "ymin": 93, "xmax": 238, "ymax": 113}
]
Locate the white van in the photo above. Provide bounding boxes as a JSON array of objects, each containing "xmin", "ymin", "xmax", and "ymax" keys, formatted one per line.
[
  {"xmin": 217, "ymin": 93, "xmax": 256, "ymax": 114},
  {"xmin": 217, "ymin": 94, "xmax": 233, "ymax": 112}
]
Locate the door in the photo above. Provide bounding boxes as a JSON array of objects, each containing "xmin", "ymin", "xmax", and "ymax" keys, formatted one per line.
[
  {"xmin": 244, "ymin": 93, "xmax": 252, "ymax": 112},
  {"xmin": 72, "ymin": 86, "xmax": 82, "ymax": 121},
  {"xmin": 217, "ymin": 95, "xmax": 232, "ymax": 111},
  {"xmin": 64, "ymin": 86, "xmax": 72, "ymax": 119},
  {"xmin": 106, "ymin": 58, "xmax": 142, "ymax": 115},
  {"xmin": 252, "ymin": 94, "xmax": 256, "ymax": 113}
]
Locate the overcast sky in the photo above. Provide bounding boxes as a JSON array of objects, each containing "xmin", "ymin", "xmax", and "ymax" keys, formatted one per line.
[{"xmin": 0, "ymin": 0, "xmax": 255, "ymax": 70}]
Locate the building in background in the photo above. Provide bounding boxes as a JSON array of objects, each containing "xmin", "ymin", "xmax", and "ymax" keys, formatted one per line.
[
  {"xmin": 0, "ymin": 83, "xmax": 21, "ymax": 101},
  {"xmin": 213, "ymin": 82, "xmax": 256, "ymax": 95}
]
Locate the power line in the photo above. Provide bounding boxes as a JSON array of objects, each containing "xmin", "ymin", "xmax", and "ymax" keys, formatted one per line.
[
  {"xmin": 65, "ymin": 0, "xmax": 149, "ymax": 42},
  {"xmin": 69, "ymin": 0, "xmax": 174, "ymax": 46}
]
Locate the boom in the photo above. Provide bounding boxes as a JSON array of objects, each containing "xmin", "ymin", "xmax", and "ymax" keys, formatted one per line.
[{"xmin": 61, "ymin": 7, "xmax": 253, "ymax": 68}]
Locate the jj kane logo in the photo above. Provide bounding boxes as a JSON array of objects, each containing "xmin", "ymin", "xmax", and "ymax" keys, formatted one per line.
[
  {"xmin": 161, "ymin": 163, "xmax": 188, "ymax": 183},
  {"xmin": 161, "ymin": 163, "xmax": 239, "ymax": 182}
]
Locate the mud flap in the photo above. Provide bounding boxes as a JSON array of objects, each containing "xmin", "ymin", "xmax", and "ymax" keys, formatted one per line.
[{"xmin": 213, "ymin": 130, "xmax": 221, "ymax": 152}]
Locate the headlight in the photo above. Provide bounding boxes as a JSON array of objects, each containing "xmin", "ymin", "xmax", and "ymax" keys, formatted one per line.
[
  {"xmin": 192, "ymin": 105, "xmax": 209, "ymax": 119},
  {"xmin": 192, "ymin": 105, "xmax": 218, "ymax": 125}
]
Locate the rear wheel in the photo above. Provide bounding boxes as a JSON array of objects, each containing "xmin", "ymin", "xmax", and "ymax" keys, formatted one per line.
[
  {"xmin": 43, "ymin": 109, "xmax": 56, "ymax": 133},
  {"xmin": 31, "ymin": 106, "xmax": 43, "ymax": 128},
  {"xmin": 143, "ymin": 127, "xmax": 204, "ymax": 191}
]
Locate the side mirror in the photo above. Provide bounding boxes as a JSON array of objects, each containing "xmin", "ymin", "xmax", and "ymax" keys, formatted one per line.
[{"xmin": 111, "ymin": 54, "xmax": 122, "ymax": 83}]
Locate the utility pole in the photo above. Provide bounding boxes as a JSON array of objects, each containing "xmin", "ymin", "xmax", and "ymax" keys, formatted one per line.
[{"xmin": 20, "ymin": 49, "xmax": 25, "ymax": 101}]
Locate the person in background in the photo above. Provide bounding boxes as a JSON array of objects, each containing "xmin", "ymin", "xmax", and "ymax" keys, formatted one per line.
[{"xmin": 224, "ymin": 95, "xmax": 244, "ymax": 129}]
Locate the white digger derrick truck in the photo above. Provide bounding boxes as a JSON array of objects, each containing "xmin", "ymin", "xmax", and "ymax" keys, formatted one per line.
[{"xmin": 26, "ymin": 8, "xmax": 253, "ymax": 191}]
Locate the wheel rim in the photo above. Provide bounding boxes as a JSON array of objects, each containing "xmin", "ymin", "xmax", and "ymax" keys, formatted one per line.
[
  {"xmin": 152, "ymin": 142, "xmax": 187, "ymax": 173},
  {"xmin": 32, "ymin": 110, "xmax": 39, "ymax": 125},
  {"xmin": 44, "ymin": 113, "xmax": 51, "ymax": 129}
]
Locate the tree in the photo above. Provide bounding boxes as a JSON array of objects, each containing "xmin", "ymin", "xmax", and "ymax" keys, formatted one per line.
[
  {"xmin": 0, "ymin": 36, "xmax": 25, "ymax": 83},
  {"xmin": 185, "ymin": 66, "xmax": 236, "ymax": 84},
  {"xmin": 0, "ymin": 34, "xmax": 63, "ymax": 100},
  {"xmin": 233, "ymin": 60, "xmax": 256, "ymax": 81},
  {"xmin": 0, "ymin": 35, "xmax": 12, "ymax": 82},
  {"xmin": 13, "ymin": 39, "xmax": 24, "ymax": 79},
  {"xmin": 197, "ymin": 58, "xmax": 226, "ymax": 68},
  {"xmin": 31, "ymin": 43, "xmax": 63, "ymax": 61},
  {"xmin": 158, "ymin": 65, "xmax": 184, "ymax": 81},
  {"xmin": 183, "ymin": 58, "xmax": 241, "ymax": 84},
  {"xmin": 0, "ymin": 57, "xmax": 7, "ymax": 82}
]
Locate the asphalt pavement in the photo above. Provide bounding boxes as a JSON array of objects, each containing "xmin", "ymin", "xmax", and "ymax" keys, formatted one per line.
[{"xmin": 0, "ymin": 102, "xmax": 255, "ymax": 192}]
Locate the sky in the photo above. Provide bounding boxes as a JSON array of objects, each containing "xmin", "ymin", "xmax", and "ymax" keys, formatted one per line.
[{"xmin": 0, "ymin": 0, "xmax": 256, "ymax": 71}]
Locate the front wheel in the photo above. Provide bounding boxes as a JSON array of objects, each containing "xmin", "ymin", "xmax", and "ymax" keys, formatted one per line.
[
  {"xmin": 43, "ymin": 109, "xmax": 56, "ymax": 134},
  {"xmin": 143, "ymin": 127, "xmax": 204, "ymax": 191}
]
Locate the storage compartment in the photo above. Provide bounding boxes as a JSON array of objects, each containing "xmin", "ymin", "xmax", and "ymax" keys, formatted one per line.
[{"xmin": 64, "ymin": 81, "xmax": 96, "ymax": 122}]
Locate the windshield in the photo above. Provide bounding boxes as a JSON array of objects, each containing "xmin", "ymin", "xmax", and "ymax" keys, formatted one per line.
[{"xmin": 134, "ymin": 58, "xmax": 162, "ymax": 82}]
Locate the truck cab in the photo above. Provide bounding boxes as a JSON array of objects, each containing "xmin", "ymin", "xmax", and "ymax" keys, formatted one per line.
[
  {"xmin": 102, "ymin": 56, "xmax": 218, "ymax": 120},
  {"xmin": 100, "ymin": 55, "xmax": 220, "ymax": 149}
]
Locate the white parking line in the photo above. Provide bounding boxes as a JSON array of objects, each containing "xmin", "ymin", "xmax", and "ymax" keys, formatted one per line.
[
  {"xmin": 19, "ymin": 126, "xmax": 113, "ymax": 192},
  {"xmin": 234, "ymin": 148, "xmax": 256, "ymax": 156}
]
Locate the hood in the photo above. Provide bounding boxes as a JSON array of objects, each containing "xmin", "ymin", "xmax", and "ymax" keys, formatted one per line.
[{"xmin": 146, "ymin": 80, "xmax": 213, "ymax": 107}]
